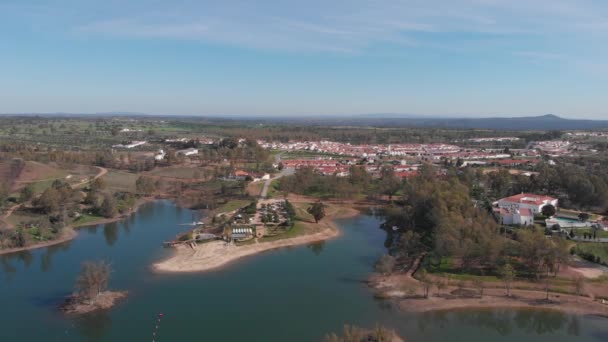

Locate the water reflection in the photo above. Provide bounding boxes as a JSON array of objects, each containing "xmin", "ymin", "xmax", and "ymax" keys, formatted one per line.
[
  {"xmin": 307, "ymin": 241, "xmax": 325, "ymax": 256},
  {"xmin": 70, "ymin": 311, "xmax": 113, "ymax": 342},
  {"xmin": 103, "ymin": 222, "xmax": 119, "ymax": 246},
  {"xmin": 417, "ymin": 308, "xmax": 580, "ymax": 337}
]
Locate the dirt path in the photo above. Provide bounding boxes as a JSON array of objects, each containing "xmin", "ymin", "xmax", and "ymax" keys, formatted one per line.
[
  {"xmin": 73, "ymin": 166, "xmax": 108, "ymax": 188},
  {"xmin": 0, "ymin": 204, "xmax": 20, "ymax": 229}
]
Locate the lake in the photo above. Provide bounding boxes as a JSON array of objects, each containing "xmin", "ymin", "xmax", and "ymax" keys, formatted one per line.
[{"xmin": 0, "ymin": 200, "xmax": 606, "ymax": 341}]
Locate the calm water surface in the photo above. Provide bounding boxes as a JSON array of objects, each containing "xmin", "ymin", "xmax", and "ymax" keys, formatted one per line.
[{"xmin": 0, "ymin": 201, "xmax": 606, "ymax": 341}]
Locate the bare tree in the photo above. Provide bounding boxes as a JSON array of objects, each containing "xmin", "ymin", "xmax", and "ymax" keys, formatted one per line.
[
  {"xmin": 435, "ymin": 277, "xmax": 447, "ymax": 296},
  {"xmin": 573, "ymin": 276, "xmax": 586, "ymax": 298},
  {"xmin": 418, "ymin": 269, "xmax": 432, "ymax": 298},
  {"xmin": 75, "ymin": 261, "xmax": 112, "ymax": 304},
  {"xmin": 473, "ymin": 279, "xmax": 484, "ymax": 298},
  {"xmin": 375, "ymin": 254, "xmax": 396, "ymax": 275},
  {"xmin": 499, "ymin": 263, "xmax": 516, "ymax": 297}
]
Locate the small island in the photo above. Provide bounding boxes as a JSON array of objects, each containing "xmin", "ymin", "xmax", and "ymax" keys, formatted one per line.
[{"xmin": 60, "ymin": 261, "xmax": 127, "ymax": 315}]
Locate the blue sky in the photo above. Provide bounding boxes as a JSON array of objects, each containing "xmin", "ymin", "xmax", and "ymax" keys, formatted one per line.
[{"xmin": 1, "ymin": 0, "xmax": 608, "ymax": 118}]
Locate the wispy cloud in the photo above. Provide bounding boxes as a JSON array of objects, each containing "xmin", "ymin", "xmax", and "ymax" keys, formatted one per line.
[
  {"xmin": 512, "ymin": 51, "xmax": 565, "ymax": 60},
  {"xmin": 5, "ymin": 0, "xmax": 608, "ymax": 55}
]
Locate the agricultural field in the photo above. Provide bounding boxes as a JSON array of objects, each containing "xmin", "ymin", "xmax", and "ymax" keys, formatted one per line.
[
  {"xmin": 102, "ymin": 170, "xmax": 139, "ymax": 192},
  {"xmin": 148, "ymin": 166, "xmax": 207, "ymax": 179},
  {"xmin": 8, "ymin": 161, "xmax": 100, "ymax": 193}
]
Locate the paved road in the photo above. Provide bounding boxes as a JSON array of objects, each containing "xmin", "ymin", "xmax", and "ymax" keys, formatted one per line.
[{"xmin": 260, "ymin": 167, "xmax": 294, "ymax": 199}]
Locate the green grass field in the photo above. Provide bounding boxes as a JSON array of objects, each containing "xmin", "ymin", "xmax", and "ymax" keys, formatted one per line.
[
  {"xmin": 217, "ymin": 199, "xmax": 251, "ymax": 214},
  {"xmin": 73, "ymin": 213, "xmax": 106, "ymax": 227},
  {"xmin": 575, "ymin": 242, "xmax": 608, "ymax": 263}
]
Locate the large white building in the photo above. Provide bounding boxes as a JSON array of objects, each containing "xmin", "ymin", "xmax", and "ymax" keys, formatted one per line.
[{"xmin": 494, "ymin": 193, "xmax": 558, "ymax": 226}]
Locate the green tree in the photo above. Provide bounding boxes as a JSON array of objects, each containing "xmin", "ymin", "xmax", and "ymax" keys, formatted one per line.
[
  {"xmin": 98, "ymin": 194, "xmax": 117, "ymax": 218},
  {"xmin": 35, "ymin": 187, "xmax": 61, "ymax": 214},
  {"xmin": 307, "ymin": 201, "xmax": 326, "ymax": 223},
  {"xmin": 378, "ymin": 166, "xmax": 401, "ymax": 201},
  {"xmin": 19, "ymin": 184, "xmax": 35, "ymax": 203},
  {"xmin": 542, "ymin": 204, "xmax": 556, "ymax": 218}
]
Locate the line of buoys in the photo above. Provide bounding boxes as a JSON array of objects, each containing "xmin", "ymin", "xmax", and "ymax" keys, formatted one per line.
[{"xmin": 152, "ymin": 312, "xmax": 164, "ymax": 341}]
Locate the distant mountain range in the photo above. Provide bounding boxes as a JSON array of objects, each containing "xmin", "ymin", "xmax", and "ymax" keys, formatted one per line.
[
  {"xmin": 274, "ymin": 114, "xmax": 608, "ymax": 130},
  {"xmin": 2, "ymin": 112, "xmax": 607, "ymax": 130}
]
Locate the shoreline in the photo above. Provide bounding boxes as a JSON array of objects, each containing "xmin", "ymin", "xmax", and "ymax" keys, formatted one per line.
[
  {"xmin": 152, "ymin": 202, "xmax": 360, "ymax": 273},
  {"xmin": 0, "ymin": 196, "xmax": 158, "ymax": 256},
  {"xmin": 370, "ymin": 273, "xmax": 608, "ymax": 317}
]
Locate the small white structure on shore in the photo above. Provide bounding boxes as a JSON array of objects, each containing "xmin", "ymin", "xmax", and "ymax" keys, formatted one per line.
[
  {"xmin": 155, "ymin": 149, "xmax": 166, "ymax": 161},
  {"xmin": 112, "ymin": 141, "xmax": 147, "ymax": 149},
  {"xmin": 176, "ymin": 148, "xmax": 199, "ymax": 156}
]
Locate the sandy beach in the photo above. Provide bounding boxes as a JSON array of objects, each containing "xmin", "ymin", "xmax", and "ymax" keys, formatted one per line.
[
  {"xmin": 153, "ymin": 200, "xmax": 360, "ymax": 273},
  {"xmin": 153, "ymin": 228, "xmax": 339, "ymax": 272}
]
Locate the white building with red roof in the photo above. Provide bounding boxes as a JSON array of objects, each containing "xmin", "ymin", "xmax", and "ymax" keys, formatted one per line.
[
  {"xmin": 497, "ymin": 193, "xmax": 558, "ymax": 214},
  {"xmin": 494, "ymin": 207, "xmax": 534, "ymax": 225},
  {"xmin": 494, "ymin": 193, "xmax": 558, "ymax": 225}
]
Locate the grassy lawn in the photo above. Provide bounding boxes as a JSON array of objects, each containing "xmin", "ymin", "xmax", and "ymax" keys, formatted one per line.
[
  {"xmin": 29, "ymin": 179, "xmax": 57, "ymax": 194},
  {"xmin": 102, "ymin": 170, "xmax": 139, "ymax": 192},
  {"xmin": 575, "ymin": 228, "xmax": 608, "ymax": 238},
  {"xmin": 426, "ymin": 257, "xmax": 502, "ymax": 282},
  {"xmin": 266, "ymin": 179, "xmax": 280, "ymax": 198},
  {"xmin": 557, "ymin": 208, "xmax": 601, "ymax": 221},
  {"xmin": 575, "ymin": 242, "xmax": 608, "ymax": 262},
  {"xmin": 73, "ymin": 213, "xmax": 106, "ymax": 227},
  {"xmin": 259, "ymin": 222, "xmax": 306, "ymax": 242},
  {"xmin": 5, "ymin": 210, "xmax": 46, "ymax": 227},
  {"xmin": 217, "ymin": 199, "xmax": 251, "ymax": 214}
]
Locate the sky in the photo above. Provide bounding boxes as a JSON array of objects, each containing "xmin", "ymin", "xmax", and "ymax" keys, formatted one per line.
[{"xmin": 1, "ymin": 0, "xmax": 608, "ymax": 119}]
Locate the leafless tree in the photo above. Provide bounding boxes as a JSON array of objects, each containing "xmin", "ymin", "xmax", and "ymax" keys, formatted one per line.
[{"xmin": 75, "ymin": 260, "xmax": 112, "ymax": 304}]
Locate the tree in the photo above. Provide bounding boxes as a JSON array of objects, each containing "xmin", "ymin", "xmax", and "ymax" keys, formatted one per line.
[
  {"xmin": 135, "ymin": 176, "xmax": 156, "ymax": 195},
  {"xmin": 573, "ymin": 276, "xmax": 585, "ymax": 297},
  {"xmin": 418, "ymin": 269, "xmax": 432, "ymax": 298},
  {"xmin": 375, "ymin": 254, "xmax": 395, "ymax": 275},
  {"xmin": 98, "ymin": 194, "xmax": 117, "ymax": 218},
  {"xmin": 74, "ymin": 261, "xmax": 112, "ymax": 304},
  {"xmin": 307, "ymin": 201, "xmax": 326, "ymax": 223},
  {"xmin": 542, "ymin": 204, "xmax": 556, "ymax": 218},
  {"xmin": 473, "ymin": 278, "xmax": 484, "ymax": 298},
  {"xmin": 35, "ymin": 187, "xmax": 61, "ymax": 214},
  {"xmin": 499, "ymin": 263, "xmax": 516, "ymax": 297},
  {"xmin": 90, "ymin": 177, "xmax": 106, "ymax": 192},
  {"xmin": 378, "ymin": 166, "xmax": 400, "ymax": 201},
  {"xmin": 19, "ymin": 184, "xmax": 35, "ymax": 203},
  {"xmin": 578, "ymin": 213, "xmax": 590, "ymax": 222}
]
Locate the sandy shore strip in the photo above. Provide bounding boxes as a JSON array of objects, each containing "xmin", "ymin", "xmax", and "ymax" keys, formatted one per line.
[
  {"xmin": 369, "ymin": 271, "xmax": 608, "ymax": 317},
  {"xmin": 395, "ymin": 287, "xmax": 608, "ymax": 317},
  {"xmin": 153, "ymin": 201, "xmax": 360, "ymax": 273},
  {"xmin": 153, "ymin": 228, "xmax": 339, "ymax": 273}
]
